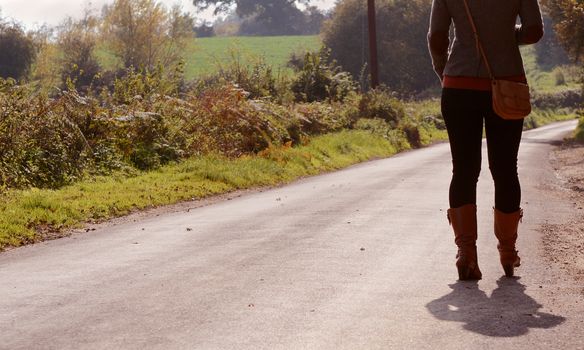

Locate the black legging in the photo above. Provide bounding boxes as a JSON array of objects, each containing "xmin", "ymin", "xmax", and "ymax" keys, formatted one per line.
[{"xmin": 442, "ymin": 88, "xmax": 524, "ymax": 213}]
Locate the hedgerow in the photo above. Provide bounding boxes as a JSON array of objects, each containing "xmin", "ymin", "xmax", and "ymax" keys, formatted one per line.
[{"xmin": 0, "ymin": 51, "xmax": 443, "ymax": 193}]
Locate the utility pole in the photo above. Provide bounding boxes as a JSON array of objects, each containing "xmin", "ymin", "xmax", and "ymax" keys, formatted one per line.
[{"xmin": 367, "ymin": 0, "xmax": 379, "ymax": 89}]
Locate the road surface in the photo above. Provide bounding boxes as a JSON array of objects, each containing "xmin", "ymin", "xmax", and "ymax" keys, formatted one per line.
[{"xmin": 1, "ymin": 120, "xmax": 582, "ymax": 349}]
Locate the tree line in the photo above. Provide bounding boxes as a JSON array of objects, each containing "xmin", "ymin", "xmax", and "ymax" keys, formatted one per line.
[
  {"xmin": 1, "ymin": 0, "xmax": 195, "ymax": 91},
  {"xmin": 193, "ymin": 0, "xmax": 326, "ymax": 36}
]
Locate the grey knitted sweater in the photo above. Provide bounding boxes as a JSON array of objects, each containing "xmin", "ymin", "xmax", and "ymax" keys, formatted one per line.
[{"xmin": 428, "ymin": 0, "xmax": 544, "ymax": 79}]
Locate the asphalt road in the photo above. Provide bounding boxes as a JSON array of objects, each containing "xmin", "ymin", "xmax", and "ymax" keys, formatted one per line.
[{"xmin": 1, "ymin": 120, "xmax": 582, "ymax": 350}]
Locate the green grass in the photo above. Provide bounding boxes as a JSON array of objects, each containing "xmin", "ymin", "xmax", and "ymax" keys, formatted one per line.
[
  {"xmin": 403, "ymin": 99, "xmax": 449, "ymax": 144},
  {"xmin": 525, "ymin": 109, "xmax": 579, "ymax": 130},
  {"xmin": 96, "ymin": 35, "xmax": 322, "ymax": 79},
  {"xmin": 183, "ymin": 35, "xmax": 321, "ymax": 78},
  {"xmin": 521, "ymin": 46, "xmax": 581, "ymax": 94},
  {"xmin": 0, "ymin": 130, "xmax": 397, "ymax": 250},
  {"xmin": 404, "ymin": 95, "xmax": 577, "ymax": 137}
]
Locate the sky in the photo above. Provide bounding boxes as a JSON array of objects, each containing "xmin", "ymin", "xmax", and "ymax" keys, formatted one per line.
[{"xmin": 0, "ymin": 0, "xmax": 337, "ymax": 29}]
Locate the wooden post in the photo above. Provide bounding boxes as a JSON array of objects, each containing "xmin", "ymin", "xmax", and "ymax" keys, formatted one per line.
[{"xmin": 367, "ymin": 0, "xmax": 379, "ymax": 89}]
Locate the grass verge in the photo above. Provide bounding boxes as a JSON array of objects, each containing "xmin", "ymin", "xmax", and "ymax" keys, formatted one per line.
[
  {"xmin": 0, "ymin": 130, "xmax": 397, "ymax": 250},
  {"xmin": 525, "ymin": 108, "xmax": 580, "ymax": 130}
]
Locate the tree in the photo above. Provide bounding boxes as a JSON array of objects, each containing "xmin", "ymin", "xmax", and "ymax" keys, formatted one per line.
[
  {"xmin": 290, "ymin": 48, "xmax": 358, "ymax": 102},
  {"xmin": 213, "ymin": 14, "xmax": 242, "ymax": 36},
  {"xmin": 541, "ymin": 0, "xmax": 584, "ymax": 63},
  {"xmin": 102, "ymin": 0, "xmax": 194, "ymax": 69},
  {"xmin": 194, "ymin": 21, "xmax": 215, "ymax": 37},
  {"xmin": 535, "ymin": 14, "xmax": 571, "ymax": 69},
  {"xmin": 303, "ymin": 6, "xmax": 326, "ymax": 35},
  {"xmin": 192, "ymin": 0, "xmax": 307, "ymax": 16},
  {"xmin": 0, "ymin": 20, "xmax": 36, "ymax": 80},
  {"xmin": 29, "ymin": 25, "xmax": 62, "ymax": 89},
  {"xmin": 57, "ymin": 13, "xmax": 101, "ymax": 90},
  {"xmin": 322, "ymin": 0, "xmax": 434, "ymax": 93},
  {"xmin": 238, "ymin": 0, "xmax": 305, "ymax": 35},
  {"xmin": 193, "ymin": 0, "xmax": 319, "ymax": 35}
]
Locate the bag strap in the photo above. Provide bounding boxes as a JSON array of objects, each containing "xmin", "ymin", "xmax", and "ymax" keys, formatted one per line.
[{"xmin": 462, "ymin": 0, "xmax": 495, "ymax": 80}]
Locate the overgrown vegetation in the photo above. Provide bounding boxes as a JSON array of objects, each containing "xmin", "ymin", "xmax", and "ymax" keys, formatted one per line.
[
  {"xmin": 290, "ymin": 49, "xmax": 358, "ymax": 102},
  {"xmin": 0, "ymin": 56, "xmax": 432, "ymax": 192}
]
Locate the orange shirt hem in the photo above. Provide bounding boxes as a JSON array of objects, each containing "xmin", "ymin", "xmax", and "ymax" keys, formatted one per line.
[{"xmin": 443, "ymin": 75, "xmax": 527, "ymax": 91}]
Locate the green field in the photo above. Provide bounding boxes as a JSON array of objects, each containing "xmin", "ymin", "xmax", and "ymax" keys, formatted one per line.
[
  {"xmin": 184, "ymin": 35, "xmax": 322, "ymax": 78},
  {"xmin": 97, "ymin": 35, "xmax": 322, "ymax": 79}
]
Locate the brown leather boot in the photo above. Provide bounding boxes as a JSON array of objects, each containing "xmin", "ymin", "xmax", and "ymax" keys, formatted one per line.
[
  {"xmin": 494, "ymin": 208, "xmax": 523, "ymax": 277},
  {"xmin": 447, "ymin": 204, "xmax": 482, "ymax": 280}
]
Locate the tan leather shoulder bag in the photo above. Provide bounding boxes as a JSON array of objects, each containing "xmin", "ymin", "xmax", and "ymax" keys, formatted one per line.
[{"xmin": 462, "ymin": 0, "xmax": 531, "ymax": 120}]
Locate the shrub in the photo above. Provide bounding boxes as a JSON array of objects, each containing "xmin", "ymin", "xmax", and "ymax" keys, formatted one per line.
[
  {"xmin": 354, "ymin": 118, "xmax": 410, "ymax": 150},
  {"xmin": 0, "ymin": 68, "xmax": 189, "ymax": 189},
  {"xmin": 110, "ymin": 64, "xmax": 185, "ymax": 104},
  {"xmin": 290, "ymin": 48, "xmax": 358, "ymax": 102},
  {"xmin": 357, "ymin": 88, "xmax": 406, "ymax": 128},
  {"xmin": 209, "ymin": 52, "xmax": 282, "ymax": 100},
  {"xmin": 531, "ymin": 88, "xmax": 583, "ymax": 110},
  {"xmin": 116, "ymin": 112, "xmax": 182, "ymax": 170},
  {"xmin": 400, "ymin": 120, "xmax": 422, "ymax": 148},
  {"xmin": 294, "ymin": 101, "xmax": 352, "ymax": 134},
  {"xmin": 0, "ymin": 52, "xmax": 411, "ymax": 193},
  {"xmin": 0, "ymin": 21, "xmax": 36, "ymax": 80},
  {"xmin": 57, "ymin": 15, "xmax": 102, "ymax": 92},
  {"xmin": 0, "ymin": 80, "xmax": 91, "ymax": 189}
]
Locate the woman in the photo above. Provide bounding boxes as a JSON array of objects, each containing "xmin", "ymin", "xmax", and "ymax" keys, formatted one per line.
[{"xmin": 427, "ymin": 0, "xmax": 544, "ymax": 280}]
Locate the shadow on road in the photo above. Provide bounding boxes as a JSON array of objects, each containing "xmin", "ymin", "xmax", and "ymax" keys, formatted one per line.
[{"xmin": 426, "ymin": 278, "xmax": 565, "ymax": 337}]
